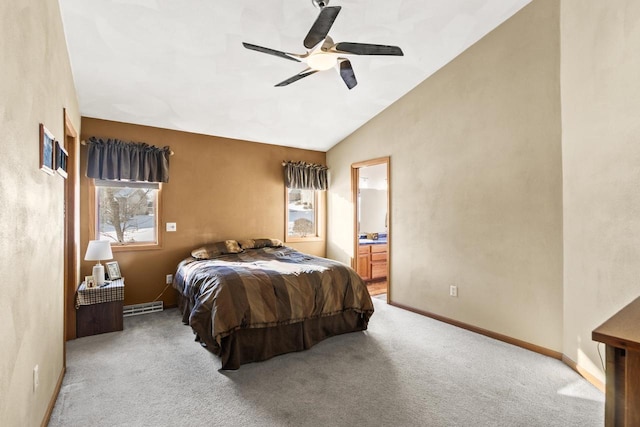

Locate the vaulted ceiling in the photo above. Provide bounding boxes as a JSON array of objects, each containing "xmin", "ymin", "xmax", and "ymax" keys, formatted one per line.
[{"xmin": 59, "ymin": 0, "xmax": 531, "ymax": 151}]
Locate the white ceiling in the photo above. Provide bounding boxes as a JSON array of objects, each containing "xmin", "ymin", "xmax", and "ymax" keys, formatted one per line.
[{"xmin": 59, "ymin": 0, "xmax": 531, "ymax": 152}]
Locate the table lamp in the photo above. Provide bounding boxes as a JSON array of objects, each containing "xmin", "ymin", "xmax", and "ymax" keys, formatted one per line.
[{"xmin": 84, "ymin": 240, "xmax": 113, "ymax": 286}]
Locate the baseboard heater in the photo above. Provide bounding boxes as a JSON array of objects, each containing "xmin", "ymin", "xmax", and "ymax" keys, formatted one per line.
[{"xmin": 123, "ymin": 301, "xmax": 163, "ymax": 317}]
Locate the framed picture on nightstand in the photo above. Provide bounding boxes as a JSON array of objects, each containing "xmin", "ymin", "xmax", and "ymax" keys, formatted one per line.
[
  {"xmin": 85, "ymin": 275, "xmax": 96, "ymax": 289},
  {"xmin": 105, "ymin": 261, "xmax": 121, "ymax": 280}
]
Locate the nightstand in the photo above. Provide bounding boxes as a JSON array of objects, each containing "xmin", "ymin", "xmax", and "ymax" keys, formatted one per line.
[{"xmin": 75, "ymin": 278, "xmax": 125, "ymax": 337}]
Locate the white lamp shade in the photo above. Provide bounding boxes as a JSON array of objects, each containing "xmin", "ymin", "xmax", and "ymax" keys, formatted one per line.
[{"xmin": 84, "ymin": 240, "xmax": 113, "ymax": 261}]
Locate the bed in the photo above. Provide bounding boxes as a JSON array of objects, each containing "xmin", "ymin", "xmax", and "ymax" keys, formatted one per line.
[{"xmin": 173, "ymin": 239, "xmax": 374, "ymax": 369}]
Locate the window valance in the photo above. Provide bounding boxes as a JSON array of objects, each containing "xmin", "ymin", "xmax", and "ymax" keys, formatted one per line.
[
  {"xmin": 283, "ymin": 160, "xmax": 328, "ymax": 190},
  {"xmin": 86, "ymin": 137, "xmax": 171, "ymax": 183}
]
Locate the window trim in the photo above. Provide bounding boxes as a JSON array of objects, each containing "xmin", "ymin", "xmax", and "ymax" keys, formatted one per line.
[
  {"xmin": 89, "ymin": 179, "xmax": 163, "ymax": 251},
  {"xmin": 284, "ymin": 187, "xmax": 323, "ymax": 243}
]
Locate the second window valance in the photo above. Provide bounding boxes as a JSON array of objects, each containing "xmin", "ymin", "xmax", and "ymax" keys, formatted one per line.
[{"xmin": 283, "ymin": 161, "xmax": 328, "ymax": 190}]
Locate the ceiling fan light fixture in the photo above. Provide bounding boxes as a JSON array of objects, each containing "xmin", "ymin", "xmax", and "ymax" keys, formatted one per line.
[{"xmin": 307, "ymin": 53, "xmax": 337, "ymax": 71}]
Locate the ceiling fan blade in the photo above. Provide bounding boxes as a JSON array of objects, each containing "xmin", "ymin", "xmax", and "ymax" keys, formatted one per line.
[
  {"xmin": 338, "ymin": 59, "xmax": 357, "ymax": 90},
  {"xmin": 275, "ymin": 68, "xmax": 319, "ymax": 87},
  {"xmin": 334, "ymin": 42, "xmax": 404, "ymax": 56},
  {"xmin": 304, "ymin": 6, "xmax": 341, "ymax": 49},
  {"xmin": 242, "ymin": 42, "xmax": 301, "ymax": 62}
]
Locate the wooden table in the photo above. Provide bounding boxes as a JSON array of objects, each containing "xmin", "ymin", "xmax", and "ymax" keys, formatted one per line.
[{"xmin": 592, "ymin": 296, "xmax": 640, "ymax": 427}]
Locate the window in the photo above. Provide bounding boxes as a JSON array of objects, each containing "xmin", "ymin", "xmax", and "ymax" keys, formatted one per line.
[
  {"xmin": 285, "ymin": 188, "xmax": 320, "ymax": 241},
  {"xmin": 93, "ymin": 180, "xmax": 161, "ymax": 248}
]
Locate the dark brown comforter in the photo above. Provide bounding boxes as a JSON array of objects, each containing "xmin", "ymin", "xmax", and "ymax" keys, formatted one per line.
[{"xmin": 173, "ymin": 246, "xmax": 374, "ymax": 368}]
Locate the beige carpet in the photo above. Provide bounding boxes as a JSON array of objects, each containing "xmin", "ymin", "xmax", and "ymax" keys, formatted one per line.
[{"xmin": 50, "ymin": 299, "xmax": 604, "ymax": 426}]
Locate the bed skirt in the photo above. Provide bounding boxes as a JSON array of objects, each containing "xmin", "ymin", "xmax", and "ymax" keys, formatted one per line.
[{"xmin": 178, "ymin": 294, "xmax": 369, "ymax": 370}]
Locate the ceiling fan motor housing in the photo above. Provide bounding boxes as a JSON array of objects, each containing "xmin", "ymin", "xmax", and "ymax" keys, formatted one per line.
[{"xmin": 312, "ymin": 0, "xmax": 329, "ymax": 9}]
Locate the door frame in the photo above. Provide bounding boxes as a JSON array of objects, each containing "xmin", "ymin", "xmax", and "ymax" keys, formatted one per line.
[
  {"xmin": 351, "ymin": 156, "xmax": 390, "ymax": 303},
  {"xmin": 63, "ymin": 109, "xmax": 79, "ymax": 352}
]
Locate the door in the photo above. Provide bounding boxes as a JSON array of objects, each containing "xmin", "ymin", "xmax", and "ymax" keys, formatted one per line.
[{"xmin": 352, "ymin": 157, "xmax": 390, "ymax": 301}]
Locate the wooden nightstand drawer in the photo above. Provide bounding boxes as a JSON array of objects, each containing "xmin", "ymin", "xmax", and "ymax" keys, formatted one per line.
[{"xmin": 76, "ymin": 301, "xmax": 123, "ymax": 337}]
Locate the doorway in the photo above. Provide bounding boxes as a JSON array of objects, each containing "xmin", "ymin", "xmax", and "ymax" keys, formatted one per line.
[
  {"xmin": 352, "ymin": 157, "xmax": 390, "ymax": 302},
  {"xmin": 63, "ymin": 109, "xmax": 79, "ymax": 350}
]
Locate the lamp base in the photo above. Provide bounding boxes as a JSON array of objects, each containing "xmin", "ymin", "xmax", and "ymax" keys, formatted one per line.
[{"xmin": 93, "ymin": 264, "xmax": 105, "ymax": 286}]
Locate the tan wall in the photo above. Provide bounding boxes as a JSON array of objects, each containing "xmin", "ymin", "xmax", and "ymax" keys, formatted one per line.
[
  {"xmin": 0, "ymin": 0, "xmax": 80, "ymax": 425},
  {"xmin": 561, "ymin": 0, "xmax": 640, "ymax": 383},
  {"xmin": 327, "ymin": 0, "xmax": 564, "ymax": 351},
  {"xmin": 79, "ymin": 118, "xmax": 326, "ymax": 306}
]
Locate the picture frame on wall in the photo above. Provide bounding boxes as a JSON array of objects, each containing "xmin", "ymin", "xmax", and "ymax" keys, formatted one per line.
[
  {"xmin": 105, "ymin": 261, "xmax": 121, "ymax": 280},
  {"xmin": 54, "ymin": 140, "xmax": 68, "ymax": 178},
  {"xmin": 39, "ymin": 123, "xmax": 55, "ymax": 175}
]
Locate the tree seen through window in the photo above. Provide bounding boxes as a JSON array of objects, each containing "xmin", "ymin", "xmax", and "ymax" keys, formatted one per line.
[{"xmin": 96, "ymin": 183, "xmax": 158, "ymax": 245}]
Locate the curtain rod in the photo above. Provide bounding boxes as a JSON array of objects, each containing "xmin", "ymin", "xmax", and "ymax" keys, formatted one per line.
[{"xmin": 80, "ymin": 139, "xmax": 174, "ymax": 156}]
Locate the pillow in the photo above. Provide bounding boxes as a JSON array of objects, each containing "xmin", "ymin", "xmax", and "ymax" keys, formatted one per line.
[
  {"xmin": 238, "ymin": 238, "xmax": 283, "ymax": 249},
  {"xmin": 191, "ymin": 240, "xmax": 243, "ymax": 259}
]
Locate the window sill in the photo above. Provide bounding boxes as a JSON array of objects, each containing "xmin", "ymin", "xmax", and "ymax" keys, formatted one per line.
[
  {"xmin": 285, "ymin": 236, "xmax": 323, "ymax": 243},
  {"xmin": 110, "ymin": 243, "xmax": 162, "ymax": 252}
]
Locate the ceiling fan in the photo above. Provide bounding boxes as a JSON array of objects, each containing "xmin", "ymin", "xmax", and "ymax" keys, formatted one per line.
[{"xmin": 242, "ymin": 0, "xmax": 404, "ymax": 90}]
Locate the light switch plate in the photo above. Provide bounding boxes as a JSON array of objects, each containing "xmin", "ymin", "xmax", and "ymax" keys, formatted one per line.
[{"xmin": 166, "ymin": 222, "xmax": 177, "ymax": 232}]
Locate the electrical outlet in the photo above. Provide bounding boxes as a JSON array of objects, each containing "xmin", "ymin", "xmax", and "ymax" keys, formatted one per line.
[
  {"xmin": 449, "ymin": 285, "xmax": 458, "ymax": 297},
  {"xmin": 166, "ymin": 274, "xmax": 173, "ymax": 284},
  {"xmin": 33, "ymin": 365, "xmax": 39, "ymax": 392}
]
